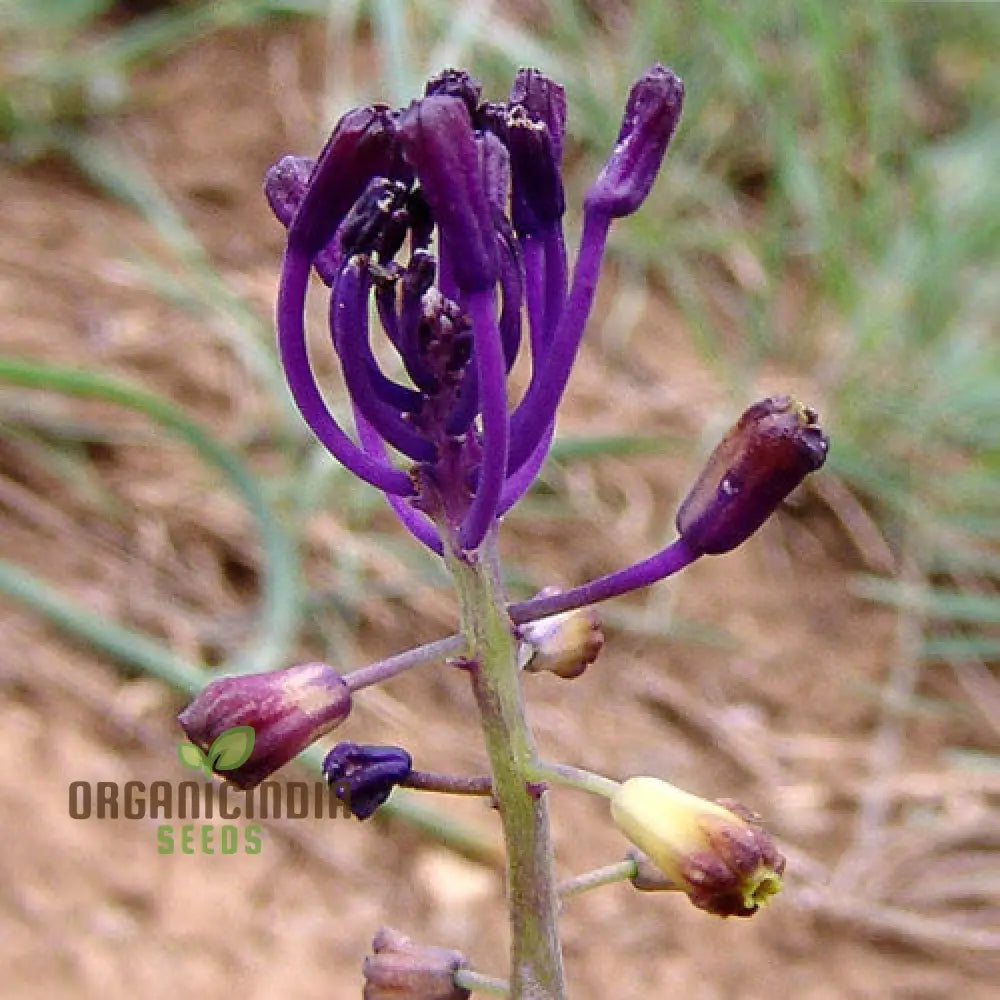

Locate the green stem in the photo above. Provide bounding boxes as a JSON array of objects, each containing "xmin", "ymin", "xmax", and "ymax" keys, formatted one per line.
[
  {"xmin": 445, "ymin": 529, "xmax": 565, "ymax": 1000},
  {"xmin": 525, "ymin": 760, "xmax": 620, "ymax": 800},
  {"xmin": 454, "ymin": 968, "xmax": 511, "ymax": 997},
  {"xmin": 558, "ymin": 860, "xmax": 637, "ymax": 901}
]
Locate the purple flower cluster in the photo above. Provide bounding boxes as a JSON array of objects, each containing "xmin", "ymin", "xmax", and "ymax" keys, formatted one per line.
[{"xmin": 266, "ymin": 66, "xmax": 684, "ymax": 555}]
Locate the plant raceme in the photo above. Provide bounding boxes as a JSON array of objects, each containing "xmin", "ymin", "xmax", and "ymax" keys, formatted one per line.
[{"xmin": 178, "ymin": 65, "xmax": 828, "ymax": 999}]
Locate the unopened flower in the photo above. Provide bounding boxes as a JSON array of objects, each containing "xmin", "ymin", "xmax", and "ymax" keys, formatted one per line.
[
  {"xmin": 323, "ymin": 742, "xmax": 413, "ymax": 819},
  {"xmin": 177, "ymin": 662, "xmax": 351, "ymax": 790},
  {"xmin": 363, "ymin": 926, "xmax": 470, "ymax": 1000},
  {"xmin": 610, "ymin": 776, "xmax": 785, "ymax": 917},
  {"xmin": 518, "ymin": 589, "xmax": 604, "ymax": 679},
  {"xmin": 676, "ymin": 395, "xmax": 829, "ymax": 555}
]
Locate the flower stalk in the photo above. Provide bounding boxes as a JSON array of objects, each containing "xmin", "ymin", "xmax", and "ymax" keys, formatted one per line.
[{"xmin": 445, "ymin": 529, "xmax": 566, "ymax": 1000}]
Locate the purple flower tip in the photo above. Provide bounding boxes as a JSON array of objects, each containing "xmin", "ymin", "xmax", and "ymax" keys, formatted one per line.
[
  {"xmin": 264, "ymin": 155, "xmax": 315, "ymax": 228},
  {"xmin": 177, "ymin": 662, "xmax": 352, "ymax": 789},
  {"xmin": 675, "ymin": 395, "xmax": 829, "ymax": 555},
  {"xmin": 586, "ymin": 64, "xmax": 685, "ymax": 219}
]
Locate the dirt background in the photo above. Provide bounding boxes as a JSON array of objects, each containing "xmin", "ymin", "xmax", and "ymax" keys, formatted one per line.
[{"xmin": 2, "ymin": 18, "xmax": 998, "ymax": 1000}]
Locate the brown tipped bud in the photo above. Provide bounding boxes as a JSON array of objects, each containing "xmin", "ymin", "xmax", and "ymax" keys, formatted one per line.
[
  {"xmin": 611, "ymin": 777, "xmax": 785, "ymax": 917},
  {"xmin": 363, "ymin": 927, "xmax": 470, "ymax": 1000},
  {"xmin": 177, "ymin": 662, "xmax": 351, "ymax": 790},
  {"xmin": 676, "ymin": 395, "xmax": 828, "ymax": 555},
  {"xmin": 518, "ymin": 589, "xmax": 604, "ymax": 679}
]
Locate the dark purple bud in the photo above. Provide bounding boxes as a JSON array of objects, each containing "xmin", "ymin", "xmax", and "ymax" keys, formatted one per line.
[
  {"xmin": 363, "ymin": 927, "xmax": 470, "ymax": 1000},
  {"xmin": 264, "ymin": 155, "xmax": 315, "ymax": 227},
  {"xmin": 424, "ymin": 68, "xmax": 483, "ymax": 118},
  {"xmin": 177, "ymin": 663, "xmax": 352, "ymax": 790},
  {"xmin": 585, "ymin": 64, "xmax": 684, "ymax": 219},
  {"xmin": 290, "ymin": 104, "xmax": 400, "ymax": 255},
  {"xmin": 507, "ymin": 106, "xmax": 566, "ymax": 237},
  {"xmin": 509, "ymin": 68, "xmax": 567, "ymax": 163},
  {"xmin": 398, "ymin": 96, "xmax": 499, "ymax": 292},
  {"xmin": 675, "ymin": 395, "xmax": 829, "ymax": 555},
  {"xmin": 323, "ymin": 742, "xmax": 413, "ymax": 819}
]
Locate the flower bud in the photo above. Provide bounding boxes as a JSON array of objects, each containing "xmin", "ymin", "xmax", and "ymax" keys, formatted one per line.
[
  {"xmin": 611, "ymin": 776, "xmax": 785, "ymax": 917},
  {"xmin": 323, "ymin": 742, "xmax": 413, "ymax": 820},
  {"xmin": 585, "ymin": 64, "xmax": 684, "ymax": 219},
  {"xmin": 675, "ymin": 395, "xmax": 829, "ymax": 555},
  {"xmin": 518, "ymin": 589, "xmax": 604, "ymax": 679},
  {"xmin": 177, "ymin": 662, "xmax": 351, "ymax": 790},
  {"xmin": 363, "ymin": 926, "xmax": 470, "ymax": 1000}
]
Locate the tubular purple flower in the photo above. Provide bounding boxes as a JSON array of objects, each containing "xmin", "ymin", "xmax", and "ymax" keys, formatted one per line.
[
  {"xmin": 288, "ymin": 104, "xmax": 400, "ymax": 256},
  {"xmin": 458, "ymin": 288, "xmax": 509, "ymax": 551},
  {"xmin": 585, "ymin": 64, "xmax": 685, "ymax": 219},
  {"xmin": 676, "ymin": 395, "xmax": 829, "ymax": 555},
  {"xmin": 398, "ymin": 96, "xmax": 499, "ymax": 293},
  {"xmin": 354, "ymin": 409, "xmax": 444, "ymax": 556},
  {"xmin": 177, "ymin": 662, "xmax": 352, "ymax": 790},
  {"xmin": 331, "ymin": 258, "xmax": 437, "ymax": 463},
  {"xmin": 506, "ymin": 209, "xmax": 612, "ymax": 473},
  {"xmin": 277, "ymin": 244, "xmax": 415, "ymax": 495}
]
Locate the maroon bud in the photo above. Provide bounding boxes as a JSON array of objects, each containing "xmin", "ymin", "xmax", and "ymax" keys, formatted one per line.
[
  {"xmin": 363, "ymin": 927, "xmax": 470, "ymax": 1000},
  {"xmin": 676, "ymin": 395, "xmax": 829, "ymax": 555},
  {"xmin": 585, "ymin": 64, "xmax": 684, "ymax": 219},
  {"xmin": 177, "ymin": 662, "xmax": 351, "ymax": 790}
]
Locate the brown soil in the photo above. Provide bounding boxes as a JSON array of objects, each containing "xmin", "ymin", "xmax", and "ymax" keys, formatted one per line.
[{"xmin": 2, "ymin": 21, "xmax": 998, "ymax": 1000}]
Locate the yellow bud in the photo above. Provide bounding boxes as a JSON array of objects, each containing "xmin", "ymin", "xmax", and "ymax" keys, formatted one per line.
[{"xmin": 611, "ymin": 776, "xmax": 784, "ymax": 917}]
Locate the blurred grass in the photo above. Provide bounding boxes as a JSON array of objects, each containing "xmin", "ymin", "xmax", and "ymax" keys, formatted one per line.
[{"xmin": 2, "ymin": 0, "xmax": 1000, "ymax": 834}]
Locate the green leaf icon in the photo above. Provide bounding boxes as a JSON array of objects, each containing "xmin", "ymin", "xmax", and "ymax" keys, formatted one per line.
[
  {"xmin": 178, "ymin": 742, "xmax": 208, "ymax": 771},
  {"xmin": 208, "ymin": 725, "xmax": 256, "ymax": 771}
]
